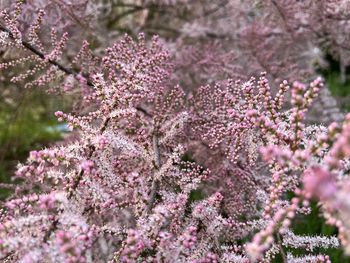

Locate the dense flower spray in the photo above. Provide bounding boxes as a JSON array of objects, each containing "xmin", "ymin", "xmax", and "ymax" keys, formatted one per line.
[{"xmin": 0, "ymin": 1, "xmax": 350, "ymax": 263}]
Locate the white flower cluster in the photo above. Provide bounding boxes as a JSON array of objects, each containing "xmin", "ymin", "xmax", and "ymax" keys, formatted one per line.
[
  {"xmin": 287, "ymin": 253, "xmax": 330, "ymax": 263},
  {"xmin": 282, "ymin": 229, "xmax": 339, "ymax": 251},
  {"xmin": 0, "ymin": 31, "xmax": 9, "ymax": 44}
]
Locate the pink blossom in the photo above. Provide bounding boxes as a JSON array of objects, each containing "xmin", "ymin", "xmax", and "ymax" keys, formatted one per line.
[{"xmin": 303, "ymin": 166, "xmax": 337, "ymax": 201}]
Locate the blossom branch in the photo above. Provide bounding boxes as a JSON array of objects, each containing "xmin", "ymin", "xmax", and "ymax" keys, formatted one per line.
[{"xmin": 0, "ymin": 23, "xmax": 94, "ymax": 86}]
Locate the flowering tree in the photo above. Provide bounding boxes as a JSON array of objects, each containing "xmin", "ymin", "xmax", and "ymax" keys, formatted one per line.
[
  {"xmin": 102, "ymin": 0, "xmax": 347, "ymax": 123},
  {"xmin": 1, "ymin": 1, "xmax": 350, "ymax": 263}
]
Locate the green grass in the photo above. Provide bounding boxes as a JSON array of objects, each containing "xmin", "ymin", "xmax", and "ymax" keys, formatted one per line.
[
  {"xmin": 0, "ymin": 88, "xmax": 71, "ymax": 198},
  {"xmin": 325, "ymin": 71, "xmax": 350, "ymax": 97},
  {"xmin": 319, "ymin": 55, "xmax": 350, "ymax": 111}
]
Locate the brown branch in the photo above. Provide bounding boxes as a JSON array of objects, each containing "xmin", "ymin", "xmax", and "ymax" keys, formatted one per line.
[
  {"xmin": 0, "ymin": 251, "xmax": 14, "ymax": 261},
  {"xmin": 276, "ymin": 233, "xmax": 287, "ymax": 263},
  {"xmin": 146, "ymin": 134, "xmax": 161, "ymax": 214},
  {"xmin": 0, "ymin": 23, "xmax": 94, "ymax": 87}
]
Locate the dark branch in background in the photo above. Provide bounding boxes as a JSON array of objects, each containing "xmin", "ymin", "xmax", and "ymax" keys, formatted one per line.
[
  {"xmin": 0, "ymin": 23, "xmax": 94, "ymax": 87},
  {"xmin": 135, "ymin": 106, "xmax": 152, "ymax": 117}
]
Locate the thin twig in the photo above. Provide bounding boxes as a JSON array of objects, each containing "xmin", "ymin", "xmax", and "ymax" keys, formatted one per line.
[{"xmin": 276, "ymin": 233, "xmax": 287, "ymax": 263}]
